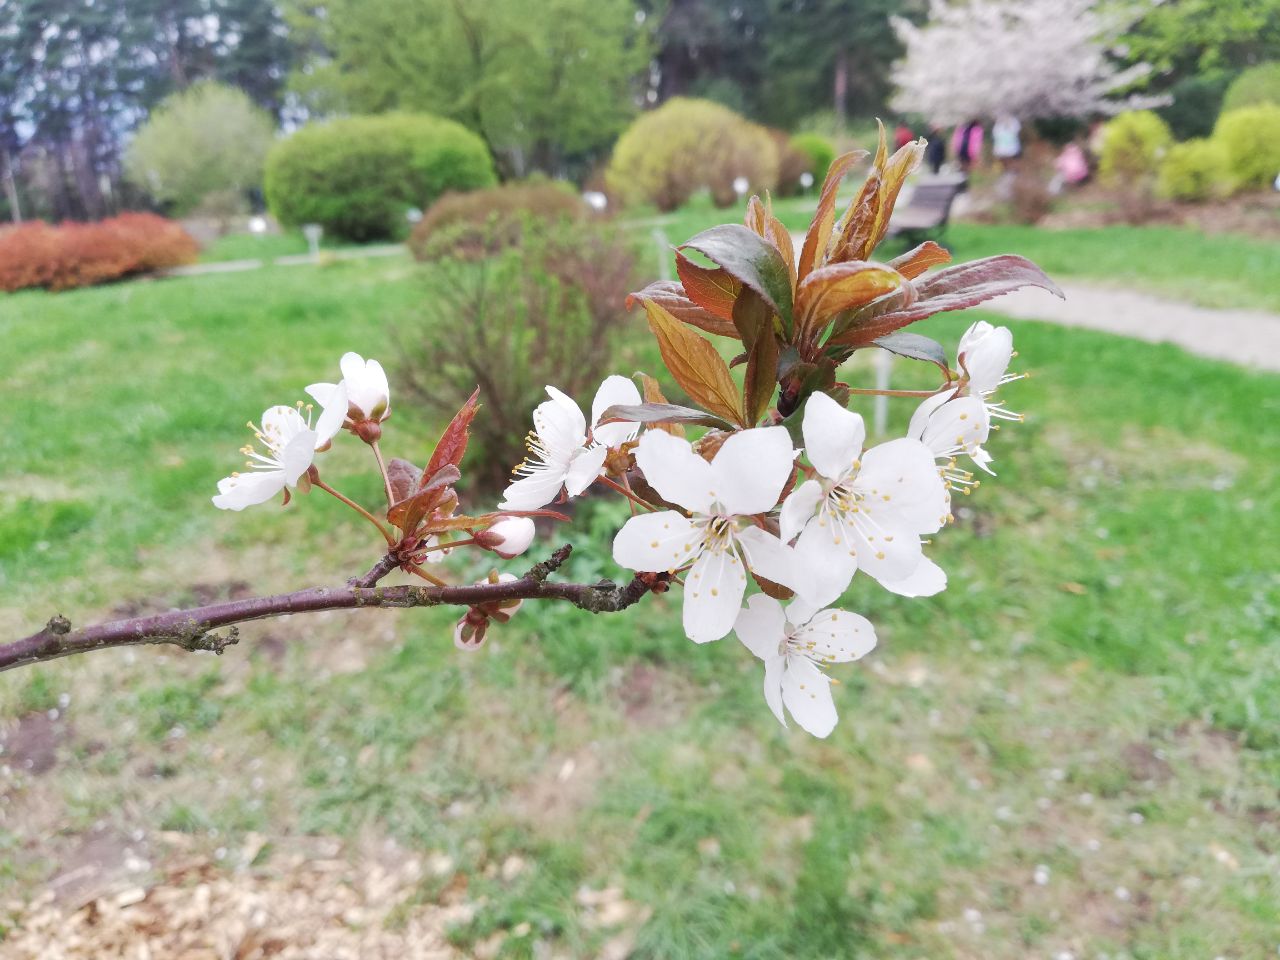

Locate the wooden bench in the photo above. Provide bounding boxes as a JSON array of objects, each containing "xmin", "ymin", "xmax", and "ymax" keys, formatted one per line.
[{"xmin": 887, "ymin": 176, "xmax": 967, "ymax": 243}]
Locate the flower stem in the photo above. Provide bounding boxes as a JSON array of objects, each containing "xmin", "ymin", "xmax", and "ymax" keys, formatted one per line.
[
  {"xmin": 599, "ymin": 475, "xmax": 658, "ymax": 511},
  {"xmin": 844, "ymin": 386, "xmax": 949, "ymax": 398},
  {"xmin": 313, "ymin": 477, "xmax": 396, "ymax": 546},
  {"xmin": 370, "ymin": 441, "xmax": 396, "ymax": 508},
  {"xmin": 419, "ymin": 537, "xmax": 479, "ymax": 554},
  {"xmin": 404, "ymin": 561, "xmax": 447, "ymax": 586}
]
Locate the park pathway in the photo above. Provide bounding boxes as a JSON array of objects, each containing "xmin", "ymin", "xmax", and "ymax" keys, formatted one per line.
[{"xmin": 979, "ymin": 280, "xmax": 1280, "ymax": 372}]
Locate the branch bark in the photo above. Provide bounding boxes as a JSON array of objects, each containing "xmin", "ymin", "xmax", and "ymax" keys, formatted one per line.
[{"xmin": 3, "ymin": 546, "xmax": 663, "ymax": 674}]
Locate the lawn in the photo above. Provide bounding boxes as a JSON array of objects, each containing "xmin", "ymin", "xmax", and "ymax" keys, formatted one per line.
[{"xmin": 1, "ymin": 234, "xmax": 1277, "ymax": 957}]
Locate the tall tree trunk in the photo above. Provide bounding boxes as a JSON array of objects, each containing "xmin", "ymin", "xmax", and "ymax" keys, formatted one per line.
[
  {"xmin": 833, "ymin": 48, "xmax": 849, "ymax": 126},
  {"xmin": 1, "ymin": 150, "xmax": 20, "ymax": 223}
]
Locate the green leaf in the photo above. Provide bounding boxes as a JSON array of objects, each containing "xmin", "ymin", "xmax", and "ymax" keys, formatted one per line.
[
  {"xmin": 598, "ymin": 402, "xmax": 734, "ymax": 431},
  {"xmin": 680, "ymin": 224, "xmax": 794, "ymax": 336},
  {"xmin": 873, "ymin": 331, "xmax": 950, "ymax": 372}
]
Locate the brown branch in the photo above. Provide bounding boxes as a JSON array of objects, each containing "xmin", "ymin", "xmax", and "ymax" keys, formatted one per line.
[{"xmin": 3, "ymin": 546, "xmax": 663, "ymax": 674}]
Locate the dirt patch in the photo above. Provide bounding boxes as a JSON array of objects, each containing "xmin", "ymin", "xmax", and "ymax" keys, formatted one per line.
[
  {"xmin": 4, "ymin": 844, "xmax": 473, "ymax": 960},
  {"xmin": 1, "ymin": 711, "xmax": 66, "ymax": 776},
  {"xmin": 1036, "ymin": 187, "xmax": 1280, "ymax": 239},
  {"xmin": 1122, "ymin": 742, "xmax": 1173, "ymax": 785}
]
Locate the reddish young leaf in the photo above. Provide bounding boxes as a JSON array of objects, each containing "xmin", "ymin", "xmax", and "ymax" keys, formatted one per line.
[
  {"xmin": 628, "ymin": 278, "xmax": 739, "ymax": 338},
  {"xmin": 794, "ymin": 261, "xmax": 903, "ymax": 339},
  {"xmin": 872, "ymin": 331, "xmax": 950, "ymax": 373},
  {"xmin": 386, "ymin": 458, "xmax": 423, "ymax": 504},
  {"xmin": 424, "ymin": 388, "xmax": 480, "ymax": 481},
  {"xmin": 889, "ymin": 240, "xmax": 952, "ymax": 280},
  {"xmin": 638, "ymin": 297, "xmax": 744, "ymax": 426},
  {"xmin": 673, "ymin": 254, "xmax": 744, "ymax": 324},
  {"xmin": 836, "ymin": 126, "xmax": 925, "ymax": 262},
  {"xmin": 797, "ymin": 149, "xmax": 868, "ymax": 281},
  {"xmin": 736, "ymin": 288, "xmax": 780, "ymax": 425},
  {"xmin": 388, "ymin": 465, "xmax": 462, "ymax": 532},
  {"xmin": 680, "ymin": 224, "xmax": 794, "ymax": 334},
  {"xmin": 744, "ymin": 195, "xmax": 768, "ymax": 237},
  {"xmin": 827, "ymin": 255, "xmax": 1062, "ymax": 347}
]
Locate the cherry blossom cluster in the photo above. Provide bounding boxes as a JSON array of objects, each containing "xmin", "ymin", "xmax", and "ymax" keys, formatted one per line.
[{"xmin": 494, "ymin": 319, "xmax": 1022, "ymax": 737}]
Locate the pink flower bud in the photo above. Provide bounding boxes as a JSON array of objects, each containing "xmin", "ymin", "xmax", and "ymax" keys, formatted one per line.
[
  {"xmin": 476, "ymin": 516, "xmax": 536, "ymax": 559},
  {"xmin": 454, "ymin": 611, "xmax": 488, "ymax": 651}
]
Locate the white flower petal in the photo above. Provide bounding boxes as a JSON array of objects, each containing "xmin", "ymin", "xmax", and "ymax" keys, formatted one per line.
[
  {"xmin": 564, "ymin": 445, "xmax": 608, "ymax": 498},
  {"xmin": 532, "ymin": 398, "xmax": 585, "ymax": 463},
  {"xmin": 279, "ymin": 430, "xmax": 318, "ymax": 484},
  {"xmin": 612, "ymin": 511, "xmax": 701, "ymax": 572},
  {"xmin": 212, "ymin": 470, "xmax": 287, "ymax": 511},
  {"xmin": 856, "ymin": 438, "xmax": 950, "ymax": 534},
  {"xmin": 683, "ymin": 546, "xmax": 748, "ymax": 643},
  {"xmin": 313, "ymin": 380, "xmax": 348, "ymax": 447},
  {"xmin": 792, "ymin": 514, "xmax": 859, "ymax": 608},
  {"xmin": 762, "ymin": 655, "xmax": 786, "ymax": 728},
  {"xmin": 780, "ymin": 479, "xmax": 824, "ymax": 543},
  {"xmin": 791, "ymin": 608, "xmax": 877, "ymax": 663},
  {"xmin": 590, "ymin": 375, "xmax": 642, "ymax": 448},
  {"xmin": 544, "ymin": 385, "xmax": 587, "ymax": 442},
  {"xmin": 786, "ymin": 595, "xmax": 822, "ymax": 626},
  {"xmin": 634, "ymin": 430, "xmax": 716, "ymax": 514},
  {"xmin": 737, "ymin": 525, "xmax": 803, "ymax": 594},
  {"xmin": 846, "ymin": 522, "xmax": 923, "ymax": 587},
  {"xmin": 499, "ymin": 465, "xmax": 567, "ymax": 511},
  {"xmin": 802, "ymin": 391, "xmax": 864, "ymax": 481},
  {"xmin": 305, "ymin": 381, "xmax": 340, "ymax": 408},
  {"xmin": 261, "ymin": 404, "xmax": 308, "ymax": 447},
  {"xmin": 878, "ymin": 556, "xmax": 947, "ymax": 597},
  {"xmin": 971, "ymin": 444, "xmax": 996, "ymax": 476},
  {"xmin": 781, "ymin": 656, "xmax": 838, "ymax": 738},
  {"xmin": 916, "ymin": 396, "xmax": 989, "ymax": 459},
  {"xmin": 961, "ymin": 323, "xmax": 1013, "ymax": 396},
  {"xmin": 734, "ymin": 593, "xmax": 787, "ymax": 660},
  {"xmin": 907, "ymin": 389, "xmax": 954, "ymax": 442},
  {"xmin": 710, "ymin": 426, "xmax": 796, "ymax": 516}
]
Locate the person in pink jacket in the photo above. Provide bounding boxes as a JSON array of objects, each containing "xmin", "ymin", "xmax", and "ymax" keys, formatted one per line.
[{"xmin": 952, "ymin": 120, "xmax": 984, "ymax": 172}]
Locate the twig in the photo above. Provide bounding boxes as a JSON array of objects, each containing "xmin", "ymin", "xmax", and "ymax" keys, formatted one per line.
[
  {"xmin": 312, "ymin": 477, "xmax": 396, "ymax": 546},
  {"xmin": 3, "ymin": 546, "xmax": 664, "ymax": 674}
]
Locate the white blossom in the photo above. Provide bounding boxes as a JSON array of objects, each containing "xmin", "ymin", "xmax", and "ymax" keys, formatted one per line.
[
  {"xmin": 612, "ymin": 427, "xmax": 800, "ymax": 643},
  {"xmin": 891, "ymin": 0, "xmax": 1160, "ymax": 125},
  {"xmin": 734, "ymin": 594, "xmax": 877, "ymax": 738},
  {"xmin": 781, "ymin": 392, "xmax": 949, "ymax": 606},
  {"xmin": 307, "ymin": 352, "xmax": 391, "ymax": 430},
  {"xmin": 499, "ymin": 377, "xmax": 641, "ymax": 511},
  {"xmin": 212, "ymin": 405, "xmax": 318, "ymax": 511},
  {"xmin": 482, "ymin": 516, "xmax": 537, "ymax": 559}
]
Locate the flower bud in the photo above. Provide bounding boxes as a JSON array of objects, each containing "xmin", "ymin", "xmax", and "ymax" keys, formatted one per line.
[
  {"xmin": 454, "ymin": 610, "xmax": 488, "ymax": 651},
  {"xmin": 340, "ymin": 352, "xmax": 391, "ymax": 425},
  {"xmin": 475, "ymin": 516, "xmax": 536, "ymax": 559}
]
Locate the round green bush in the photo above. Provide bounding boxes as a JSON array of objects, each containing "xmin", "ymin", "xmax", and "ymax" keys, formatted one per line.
[
  {"xmin": 1098, "ymin": 111, "xmax": 1173, "ymax": 185},
  {"xmin": 1222, "ymin": 63, "xmax": 1280, "ymax": 112},
  {"xmin": 1158, "ymin": 69, "xmax": 1237, "ymax": 140},
  {"xmin": 1214, "ymin": 105, "xmax": 1280, "ymax": 190},
  {"xmin": 789, "ymin": 134, "xmax": 836, "ymax": 183},
  {"xmin": 1157, "ymin": 139, "xmax": 1230, "ymax": 201},
  {"xmin": 264, "ymin": 113, "xmax": 496, "ymax": 241},
  {"xmin": 606, "ymin": 98, "xmax": 779, "ymax": 211}
]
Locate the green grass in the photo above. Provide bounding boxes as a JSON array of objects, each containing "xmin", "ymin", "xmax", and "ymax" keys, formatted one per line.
[
  {"xmin": 199, "ymin": 229, "xmax": 315, "ymax": 262},
  {"xmin": 1, "ymin": 237, "xmax": 1278, "ymax": 956}
]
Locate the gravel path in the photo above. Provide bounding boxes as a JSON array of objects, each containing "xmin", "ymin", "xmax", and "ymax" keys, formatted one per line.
[{"xmin": 981, "ymin": 280, "xmax": 1280, "ymax": 372}]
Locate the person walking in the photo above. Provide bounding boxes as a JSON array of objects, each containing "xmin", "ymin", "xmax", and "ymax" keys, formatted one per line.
[
  {"xmin": 925, "ymin": 125, "xmax": 947, "ymax": 174},
  {"xmin": 992, "ymin": 114, "xmax": 1022, "ymax": 170}
]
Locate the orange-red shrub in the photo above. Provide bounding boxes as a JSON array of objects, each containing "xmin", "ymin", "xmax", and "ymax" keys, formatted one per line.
[{"xmin": 0, "ymin": 213, "xmax": 199, "ymax": 293}]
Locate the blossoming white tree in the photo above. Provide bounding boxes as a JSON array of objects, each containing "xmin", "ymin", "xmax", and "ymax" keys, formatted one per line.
[
  {"xmin": 6, "ymin": 128, "xmax": 1062, "ymax": 739},
  {"xmin": 891, "ymin": 0, "xmax": 1157, "ymax": 124}
]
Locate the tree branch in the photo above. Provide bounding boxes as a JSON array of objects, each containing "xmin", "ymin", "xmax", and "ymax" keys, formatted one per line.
[{"xmin": 3, "ymin": 546, "xmax": 664, "ymax": 674}]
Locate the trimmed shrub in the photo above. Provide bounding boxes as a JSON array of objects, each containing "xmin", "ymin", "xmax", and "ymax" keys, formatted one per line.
[
  {"xmin": 1157, "ymin": 139, "xmax": 1231, "ymax": 201},
  {"xmin": 1214, "ymin": 105, "xmax": 1280, "ymax": 191},
  {"xmin": 606, "ymin": 98, "xmax": 779, "ymax": 211},
  {"xmin": 407, "ymin": 179, "xmax": 586, "ymax": 262},
  {"xmin": 264, "ymin": 113, "xmax": 497, "ymax": 242},
  {"xmin": 789, "ymin": 134, "xmax": 836, "ymax": 184},
  {"xmin": 398, "ymin": 218, "xmax": 640, "ymax": 491},
  {"xmin": 1098, "ymin": 111, "xmax": 1173, "ymax": 185},
  {"xmin": 1158, "ymin": 70, "xmax": 1236, "ymax": 139},
  {"xmin": 0, "ymin": 213, "xmax": 198, "ymax": 293},
  {"xmin": 1222, "ymin": 63, "xmax": 1280, "ymax": 112},
  {"xmin": 124, "ymin": 81, "xmax": 274, "ymax": 218}
]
